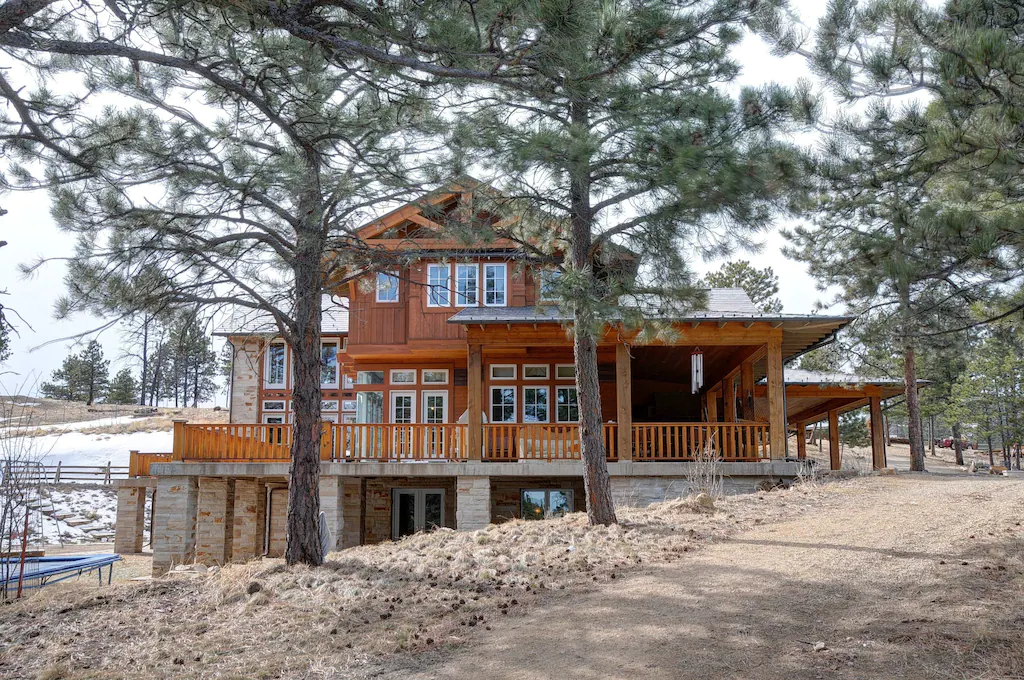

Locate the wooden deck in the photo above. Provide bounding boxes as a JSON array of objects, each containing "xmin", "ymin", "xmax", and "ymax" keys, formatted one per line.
[{"xmin": 130, "ymin": 421, "xmax": 772, "ymax": 476}]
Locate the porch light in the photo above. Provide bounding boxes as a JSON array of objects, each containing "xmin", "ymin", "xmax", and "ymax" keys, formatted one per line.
[{"xmin": 691, "ymin": 348, "xmax": 704, "ymax": 394}]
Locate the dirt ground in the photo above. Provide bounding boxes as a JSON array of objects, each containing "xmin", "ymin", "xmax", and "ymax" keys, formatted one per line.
[
  {"xmin": 1, "ymin": 474, "xmax": 1020, "ymax": 679},
  {"xmin": 403, "ymin": 475, "xmax": 1024, "ymax": 680}
]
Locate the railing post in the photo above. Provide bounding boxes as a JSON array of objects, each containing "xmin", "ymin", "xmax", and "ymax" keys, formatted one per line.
[
  {"xmin": 128, "ymin": 452, "xmax": 138, "ymax": 479},
  {"xmin": 320, "ymin": 422, "xmax": 333, "ymax": 461},
  {"xmin": 171, "ymin": 418, "xmax": 188, "ymax": 461},
  {"xmin": 105, "ymin": 461, "xmax": 112, "ymax": 484},
  {"xmin": 54, "ymin": 461, "xmax": 62, "ymax": 484}
]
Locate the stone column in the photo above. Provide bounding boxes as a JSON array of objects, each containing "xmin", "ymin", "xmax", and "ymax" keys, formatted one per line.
[
  {"xmin": 341, "ymin": 478, "xmax": 363, "ymax": 548},
  {"xmin": 232, "ymin": 478, "xmax": 264, "ymax": 562},
  {"xmin": 114, "ymin": 485, "xmax": 146, "ymax": 554},
  {"xmin": 195, "ymin": 477, "xmax": 235, "ymax": 566},
  {"xmin": 152, "ymin": 475, "xmax": 199, "ymax": 575},
  {"xmin": 456, "ymin": 476, "xmax": 491, "ymax": 531},
  {"xmin": 319, "ymin": 476, "xmax": 344, "ymax": 553}
]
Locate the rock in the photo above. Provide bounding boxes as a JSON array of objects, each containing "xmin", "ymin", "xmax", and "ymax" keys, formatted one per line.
[
  {"xmin": 208, "ymin": 566, "xmax": 220, "ymax": 575},
  {"xmin": 247, "ymin": 581, "xmax": 263, "ymax": 595},
  {"xmin": 813, "ymin": 642, "xmax": 828, "ymax": 653},
  {"xmin": 692, "ymin": 492, "xmax": 715, "ymax": 511}
]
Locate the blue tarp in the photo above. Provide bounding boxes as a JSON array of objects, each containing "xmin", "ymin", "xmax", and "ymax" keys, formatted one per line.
[{"xmin": 1, "ymin": 554, "xmax": 121, "ymax": 591}]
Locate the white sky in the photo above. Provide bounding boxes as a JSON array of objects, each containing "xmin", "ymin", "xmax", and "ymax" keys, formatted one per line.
[{"xmin": 0, "ymin": 1, "xmax": 832, "ymax": 390}]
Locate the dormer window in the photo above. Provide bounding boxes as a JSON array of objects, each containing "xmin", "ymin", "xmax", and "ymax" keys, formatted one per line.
[
  {"xmin": 427, "ymin": 264, "xmax": 451, "ymax": 307},
  {"xmin": 455, "ymin": 264, "xmax": 478, "ymax": 306},
  {"xmin": 539, "ymin": 269, "xmax": 562, "ymax": 302},
  {"xmin": 376, "ymin": 271, "xmax": 399, "ymax": 303}
]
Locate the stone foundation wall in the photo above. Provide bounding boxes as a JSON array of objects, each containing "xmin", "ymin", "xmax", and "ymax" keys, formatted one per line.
[
  {"xmin": 114, "ymin": 486, "xmax": 147, "ymax": 554},
  {"xmin": 195, "ymin": 478, "xmax": 235, "ymax": 566},
  {"xmin": 363, "ymin": 477, "xmax": 457, "ymax": 544},
  {"xmin": 152, "ymin": 476, "xmax": 198, "ymax": 575},
  {"xmin": 232, "ymin": 478, "xmax": 265, "ymax": 562},
  {"xmin": 610, "ymin": 475, "xmax": 764, "ymax": 509},
  {"xmin": 267, "ymin": 487, "xmax": 288, "ymax": 557},
  {"xmin": 455, "ymin": 476, "xmax": 491, "ymax": 531},
  {"xmin": 341, "ymin": 478, "xmax": 363, "ymax": 549}
]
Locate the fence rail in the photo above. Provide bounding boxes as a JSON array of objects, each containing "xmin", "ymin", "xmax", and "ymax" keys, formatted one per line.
[{"xmin": 2, "ymin": 462, "xmax": 128, "ymax": 484}]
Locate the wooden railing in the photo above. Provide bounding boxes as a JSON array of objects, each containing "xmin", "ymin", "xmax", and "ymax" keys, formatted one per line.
[
  {"xmin": 632, "ymin": 422, "xmax": 769, "ymax": 461},
  {"xmin": 153, "ymin": 421, "xmax": 767, "ymax": 465},
  {"xmin": 3, "ymin": 462, "xmax": 128, "ymax": 484},
  {"xmin": 325, "ymin": 424, "xmax": 468, "ymax": 462},
  {"xmin": 128, "ymin": 452, "xmax": 173, "ymax": 477},
  {"xmin": 482, "ymin": 423, "xmax": 618, "ymax": 461}
]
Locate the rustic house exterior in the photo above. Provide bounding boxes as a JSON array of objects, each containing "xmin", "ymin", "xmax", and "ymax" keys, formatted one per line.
[{"xmin": 114, "ymin": 180, "xmax": 906, "ymax": 574}]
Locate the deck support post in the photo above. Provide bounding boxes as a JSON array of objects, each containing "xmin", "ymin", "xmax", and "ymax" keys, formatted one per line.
[
  {"xmin": 171, "ymin": 418, "xmax": 188, "ymax": 461},
  {"xmin": 796, "ymin": 421, "xmax": 807, "ymax": 459},
  {"xmin": 740, "ymin": 359, "xmax": 755, "ymax": 420},
  {"xmin": 152, "ymin": 475, "xmax": 199, "ymax": 575},
  {"xmin": 318, "ymin": 476, "xmax": 344, "ymax": 553},
  {"xmin": 467, "ymin": 344, "xmax": 483, "ymax": 460},
  {"xmin": 767, "ymin": 335, "xmax": 786, "ymax": 459},
  {"xmin": 869, "ymin": 396, "xmax": 887, "ymax": 469},
  {"xmin": 114, "ymin": 485, "xmax": 146, "ymax": 554},
  {"xmin": 232, "ymin": 478, "xmax": 265, "ymax": 561},
  {"xmin": 828, "ymin": 409, "xmax": 841, "ymax": 471},
  {"xmin": 615, "ymin": 343, "xmax": 633, "ymax": 461},
  {"xmin": 195, "ymin": 477, "xmax": 235, "ymax": 566}
]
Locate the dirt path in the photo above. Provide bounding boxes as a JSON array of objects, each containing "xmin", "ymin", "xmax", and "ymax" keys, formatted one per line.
[{"xmin": 405, "ymin": 476, "xmax": 1024, "ymax": 680}]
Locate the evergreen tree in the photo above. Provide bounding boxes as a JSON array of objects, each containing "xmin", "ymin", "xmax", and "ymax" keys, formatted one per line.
[
  {"xmin": 40, "ymin": 351, "xmax": 87, "ymax": 401},
  {"xmin": 703, "ymin": 261, "xmax": 783, "ymax": 313},
  {"xmin": 279, "ymin": 0, "xmax": 807, "ymax": 525},
  {"xmin": 106, "ymin": 367, "xmax": 138, "ymax": 405},
  {"xmin": 6, "ymin": 1, "xmax": 434, "ymax": 565},
  {"xmin": 40, "ymin": 340, "xmax": 109, "ymax": 404}
]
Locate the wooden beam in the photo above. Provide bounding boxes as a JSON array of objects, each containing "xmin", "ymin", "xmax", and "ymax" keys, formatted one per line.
[
  {"xmin": 767, "ymin": 336, "xmax": 786, "ymax": 459},
  {"xmin": 407, "ymin": 212, "xmax": 446, "ymax": 231},
  {"xmin": 787, "ymin": 397, "xmax": 868, "ymax": 427},
  {"xmin": 740, "ymin": 358, "xmax": 755, "ymax": 421},
  {"xmin": 705, "ymin": 389, "xmax": 718, "ymax": 422},
  {"xmin": 616, "ymin": 344, "xmax": 633, "ymax": 461},
  {"xmin": 796, "ymin": 421, "xmax": 807, "ymax": 459},
  {"xmin": 467, "ymin": 344, "xmax": 483, "ymax": 461},
  {"xmin": 869, "ymin": 396, "xmax": 886, "ymax": 469},
  {"xmin": 723, "ymin": 376, "xmax": 737, "ymax": 423},
  {"xmin": 828, "ymin": 409, "xmax": 841, "ymax": 471},
  {"xmin": 701, "ymin": 344, "xmax": 764, "ymax": 397}
]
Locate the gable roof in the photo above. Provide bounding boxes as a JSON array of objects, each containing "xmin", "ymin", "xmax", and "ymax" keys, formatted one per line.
[
  {"xmin": 356, "ymin": 176, "xmax": 497, "ymax": 241},
  {"xmin": 212, "ymin": 295, "xmax": 349, "ymax": 337}
]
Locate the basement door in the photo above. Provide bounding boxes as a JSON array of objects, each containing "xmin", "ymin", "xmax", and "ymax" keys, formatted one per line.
[{"xmin": 391, "ymin": 488, "xmax": 445, "ymax": 539}]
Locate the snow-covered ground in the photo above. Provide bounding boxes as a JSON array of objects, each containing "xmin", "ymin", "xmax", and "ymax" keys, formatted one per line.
[
  {"xmin": 16, "ymin": 414, "xmax": 137, "ymax": 433},
  {"xmin": 34, "ymin": 430, "xmax": 173, "ymax": 467},
  {"xmin": 3, "ymin": 484, "xmax": 132, "ymax": 546}
]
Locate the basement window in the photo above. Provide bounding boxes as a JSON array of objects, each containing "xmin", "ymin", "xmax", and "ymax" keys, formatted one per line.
[{"xmin": 521, "ymin": 489, "xmax": 573, "ymax": 520}]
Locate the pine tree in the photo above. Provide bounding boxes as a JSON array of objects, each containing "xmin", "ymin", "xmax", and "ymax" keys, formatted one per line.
[
  {"xmin": 279, "ymin": 0, "xmax": 807, "ymax": 525},
  {"xmin": 40, "ymin": 340, "xmax": 109, "ymax": 404},
  {"xmin": 106, "ymin": 368, "xmax": 138, "ymax": 405},
  {"xmin": 6, "ymin": 1, "xmax": 434, "ymax": 565},
  {"xmin": 40, "ymin": 352, "xmax": 87, "ymax": 401},
  {"xmin": 703, "ymin": 261, "xmax": 783, "ymax": 314}
]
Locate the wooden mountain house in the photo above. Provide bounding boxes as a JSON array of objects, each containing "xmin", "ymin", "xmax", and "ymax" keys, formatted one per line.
[{"xmin": 114, "ymin": 180, "xmax": 907, "ymax": 574}]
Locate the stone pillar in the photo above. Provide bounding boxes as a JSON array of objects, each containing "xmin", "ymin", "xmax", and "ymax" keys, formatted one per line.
[
  {"xmin": 232, "ymin": 478, "xmax": 265, "ymax": 562},
  {"xmin": 456, "ymin": 476, "xmax": 491, "ymax": 531},
  {"xmin": 114, "ymin": 485, "xmax": 146, "ymax": 554},
  {"xmin": 341, "ymin": 478, "xmax": 363, "ymax": 548},
  {"xmin": 319, "ymin": 476, "xmax": 344, "ymax": 553},
  {"xmin": 195, "ymin": 477, "xmax": 235, "ymax": 566},
  {"xmin": 152, "ymin": 475, "xmax": 199, "ymax": 575}
]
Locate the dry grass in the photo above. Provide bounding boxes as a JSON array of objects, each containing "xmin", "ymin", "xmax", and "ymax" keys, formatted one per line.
[
  {"xmin": 14, "ymin": 404, "xmax": 228, "ymax": 438},
  {"xmin": 0, "ymin": 482, "xmax": 818, "ymax": 680}
]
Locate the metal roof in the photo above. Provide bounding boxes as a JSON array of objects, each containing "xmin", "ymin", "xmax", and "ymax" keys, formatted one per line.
[
  {"xmin": 213, "ymin": 295, "xmax": 349, "ymax": 336},
  {"xmin": 778, "ymin": 368, "xmax": 907, "ymax": 386}
]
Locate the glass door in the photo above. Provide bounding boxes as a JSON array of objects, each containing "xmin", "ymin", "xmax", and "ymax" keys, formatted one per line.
[
  {"xmin": 392, "ymin": 489, "xmax": 445, "ymax": 539},
  {"xmin": 391, "ymin": 391, "xmax": 415, "ymax": 458}
]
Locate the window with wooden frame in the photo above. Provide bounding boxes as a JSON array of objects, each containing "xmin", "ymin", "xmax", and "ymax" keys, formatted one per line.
[
  {"xmin": 421, "ymin": 369, "xmax": 449, "ymax": 385},
  {"xmin": 262, "ymin": 400, "xmax": 286, "ymax": 412},
  {"xmin": 539, "ymin": 269, "xmax": 562, "ymax": 302},
  {"xmin": 556, "ymin": 386, "xmax": 579, "ymax": 423},
  {"xmin": 356, "ymin": 370, "xmax": 385, "ymax": 385},
  {"xmin": 555, "ymin": 364, "xmax": 576, "ymax": 380},
  {"xmin": 490, "ymin": 386, "xmax": 516, "ymax": 423},
  {"xmin": 455, "ymin": 264, "xmax": 478, "ymax": 306},
  {"xmin": 523, "ymin": 386, "xmax": 549, "ymax": 423},
  {"xmin": 320, "ymin": 341, "xmax": 339, "ymax": 388},
  {"xmin": 422, "ymin": 391, "xmax": 448, "ymax": 424},
  {"xmin": 427, "ymin": 263, "xmax": 451, "ymax": 307},
  {"xmin": 390, "ymin": 369, "xmax": 416, "ymax": 385},
  {"xmin": 376, "ymin": 271, "xmax": 399, "ymax": 303},
  {"xmin": 483, "ymin": 263, "xmax": 507, "ymax": 307},
  {"xmin": 489, "ymin": 364, "xmax": 516, "ymax": 380},
  {"xmin": 264, "ymin": 342, "xmax": 287, "ymax": 388},
  {"xmin": 523, "ymin": 364, "xmax": 549, "ymax": 380}
]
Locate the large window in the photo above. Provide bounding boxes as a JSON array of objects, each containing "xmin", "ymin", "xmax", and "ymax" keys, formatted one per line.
[
  {"xmin": 490, "ymin": 387, "xmax": 515, "ymax": 423},
  {"xmin": 521, "ymin": 489, "xmax": 573, "ymax": 520},
  {"xmin": 265, "ymin": 343, "xmax": 286, "ymax": 387},
  {"xmin": 539, "ymin": 269, "xmax": 562, "ymax": 302},
  {"xmin": 376, "ymin": 271, "xmax": 399, "ymax": 303},
  {"xmin": 320, "ymin": 341, "xmax": 339, "ymax": 387},
  {"xmin": 556, "ymin": 386, "xmax": 579, "ymax": 423},
  {"xmin": 483, "ymin": 263, "xmax": 507, "ymax": 307},
  {"xmin": 355, "ymin": 391, "xmax": 384, "ymax": 423},
  {"xmin": 427, "ymin": 264, "xmax": 450, "ymax": 307},
  {"xmin": 455, "ymin": 264, "xmax": 478, "ymax": 306},
  {"xmin": 523, "ymin": 387, "xmax": 549, "ymax": 423}
]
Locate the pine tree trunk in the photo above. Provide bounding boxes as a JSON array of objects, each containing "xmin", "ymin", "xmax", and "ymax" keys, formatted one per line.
[
  {"xmin": 929, "ymin": 414, "xmax": 936, "ymax": 456},
  {"xmin": 987, "ymin": 434, "xmax": 994, "ymax": 467},
  {"xmin": 903, "ymin": 346, "xmax": 925, "ymax": 471},
  {"xmin": 566, "ymin": 99, "xmax": 616, "ymax": 527},
  {"xmin": 140, "ymin": 320, "xmax": 148, "ymax": 406},
  {"xmin": 285, "ymin": 161, "xmax": 326, "ymax": 567},
  {"xmin": 952, "ymin": 421, "xmax": 964, "ymax": 466}
]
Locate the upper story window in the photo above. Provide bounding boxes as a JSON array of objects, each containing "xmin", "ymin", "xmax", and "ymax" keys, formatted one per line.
[
  {"xmin": 356, "ymin": 370, "xmax": 385, "ymax": 385},
  {"xmin": 376, "ymin": 271, "xmax": 399, "ymax": 303},
  {"xmin": 483, "ymin": 263, "xmax": 507, "ymax": 307},
  {"xmin": 523, "ymin": 364, "xmax": 549, "ymax": 380},
  {"xmin": 422, "ymin": 369, "xmax": 449, "ymax": 385},
  {"xmin": 455, "ymin": 264, "xmax": 478, "ymax": 306},
  {"xmin": 539, "ymin": 269, "xmax": 562, "ymax": 302},
  {"xmin": 556, "ymin": 386, "xmax": 579, "ymax": 423},
  {"xmin": 265, "ymin": 342, "xmax": 287, "ymax": 387},
  {"xmin": 555, "ymin": 364, "xmax": 576, "ymax": 380},
  {"xmin": 320, "ymin": 341, "xmax": 339, "ymax": 387},
  {"xmin": 390, "ymin": 369, "xmax": 416, "ymax": 385},
  {"xmin": 427, "ymin": 264, "xmax": 451, "ymax": 307},
  {"xmin": 490, "ymin": 364, "xmax": 516, "ymax": 380}
]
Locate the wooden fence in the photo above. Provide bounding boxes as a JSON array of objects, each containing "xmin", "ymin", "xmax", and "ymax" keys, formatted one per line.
[{"xmin": 2, "ymin": 462, "xmax": 129, "ymax": 484}]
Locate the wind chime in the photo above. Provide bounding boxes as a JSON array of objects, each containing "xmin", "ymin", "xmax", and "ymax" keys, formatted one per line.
[{"xmin": 690, "ymin": 347, "xmax": 704, "ymax": 394}]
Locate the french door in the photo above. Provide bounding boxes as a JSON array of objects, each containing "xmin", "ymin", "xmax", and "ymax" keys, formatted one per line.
[
  {"xmin": 390, "ymin": 391, "xmax": 415, "ymax": 457},
  {"xmin": 392, "ymin": 489, "xmax": 445, "ymax": 539}
]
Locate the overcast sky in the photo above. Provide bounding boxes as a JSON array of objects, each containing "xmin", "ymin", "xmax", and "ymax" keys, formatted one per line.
[{"xmin": 0, "ymin": 1, "xmax": 833, "ymax": 392}]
